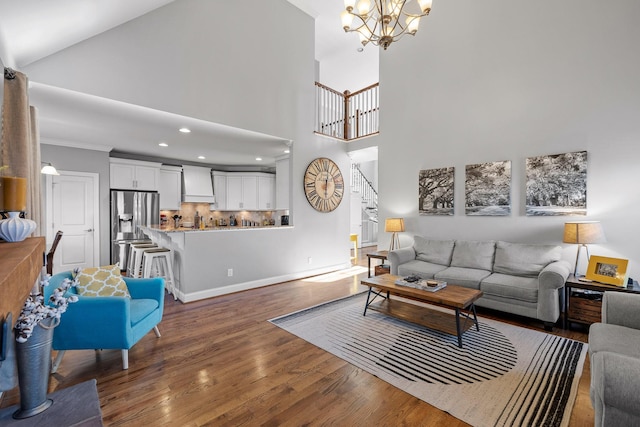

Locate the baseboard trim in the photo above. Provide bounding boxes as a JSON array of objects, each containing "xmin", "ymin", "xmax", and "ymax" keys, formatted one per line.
[{"xmin": 178, "ymin": 262, "xmax": 352, "ymax": 303}]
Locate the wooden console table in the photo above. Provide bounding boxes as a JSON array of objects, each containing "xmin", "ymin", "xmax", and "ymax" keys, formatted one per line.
[{"xmin": 0, "ymin": 237, "xmax": 45, "ymax": 354}]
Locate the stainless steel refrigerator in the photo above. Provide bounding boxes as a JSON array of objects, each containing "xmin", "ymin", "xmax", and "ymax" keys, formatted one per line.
[{"xmin": 110, "ymin": 190, "xmax": 160, "ymax": 267}]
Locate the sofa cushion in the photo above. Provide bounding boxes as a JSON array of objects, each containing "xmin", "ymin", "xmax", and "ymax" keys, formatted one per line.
[
  {"xmin": 450, "ymin": 240, "xmax": 496, "ymax": 271},
  {"xmin": 589, "ymin": 323, "xmax": 640, "ymax": 359},
  {"xmin": 493, "ymin": 241, "xmax": 561, "ymax": 277},
  {"xmin": 434, "ymin": 267, "xmax": 491, "ymax": 290},
  {"xmin": 413, "ymin": 236, "xmax": 455, "ymax": 266},
  {"xmin": 480, "ymin": 273, "xmax": 539, "ymax": 303},
  {"xmin": 397, "ymin": 259, "xmax": 447, "ymax": 279}
]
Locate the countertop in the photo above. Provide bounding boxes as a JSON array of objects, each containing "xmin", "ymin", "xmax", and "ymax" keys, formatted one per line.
[{"xmin": 144, "ymin": 225, "xmax": 293, "ymax": 233}]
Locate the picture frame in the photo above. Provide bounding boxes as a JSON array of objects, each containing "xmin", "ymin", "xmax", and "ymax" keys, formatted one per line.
[{"xmin": 585, "ymin": 255, "xmax": 629, "ymax": 287}]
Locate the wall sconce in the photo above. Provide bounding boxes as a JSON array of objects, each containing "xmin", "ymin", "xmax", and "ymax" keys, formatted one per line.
[
  {"xmin": 563, "ymin": 221, "xmax": 606, "ymax": 277},
  {"xmin": 40, "ymin": 163, "xmax": 59, "ymax": 175},
  {"xmin": 385, "ymin": 218, "xmax": 405, "ymax": 252}
]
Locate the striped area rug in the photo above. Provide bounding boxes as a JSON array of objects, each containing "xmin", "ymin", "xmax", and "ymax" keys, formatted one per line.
[{"xmin": 270, "ymin": 293, "xmax": 587, "ymax": 427}]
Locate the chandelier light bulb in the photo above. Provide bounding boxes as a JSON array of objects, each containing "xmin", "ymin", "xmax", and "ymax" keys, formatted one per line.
[
  {"xmin": 418, "ymin": 0, "xmax": 433, "ymax": 13},
  {"xmin": 358, "ymin": 0, "xmax": 371, "ymax": 15},
  {"xmin": 407, "ymin": 16, "xmax": 420, "ymax": 34},
  {"xmin": 344, "ymin": 0, "xmax": 357, "ymax": 12},
  {"xmin": 341, "ymin": 11, "xmax": 354, "ymax": 31}
]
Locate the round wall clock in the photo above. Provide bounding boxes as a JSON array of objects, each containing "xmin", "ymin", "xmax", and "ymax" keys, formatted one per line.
[{"xmin": 303, "ymin": 157, "xmax": 344, "ymax": 212}]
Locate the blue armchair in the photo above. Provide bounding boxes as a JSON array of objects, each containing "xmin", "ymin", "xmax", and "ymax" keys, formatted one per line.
[{"xmin": 44, "ymin": 271, "xmax": 165, "ymax": 371}]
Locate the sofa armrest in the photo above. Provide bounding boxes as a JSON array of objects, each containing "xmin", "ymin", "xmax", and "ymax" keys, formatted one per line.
[
  {"xmin": 388, "ymin": 247, "xmax": 416, "ymax": 275},
  {"xmin": 602, "ymin": 292, "xmax": 640, "ymax": 329},
  {"xmin": 538, "ymin": 260, "xmax": 571, "ymax": 290},
  {"xmin": 591, "ymin": 351, "xmax": 640, "ymax": 416}
]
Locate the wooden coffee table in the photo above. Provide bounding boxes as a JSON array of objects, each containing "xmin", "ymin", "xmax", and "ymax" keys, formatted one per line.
[{"xmin": 361, "ymin": 274, "xmax": 483, "ymax": 348}]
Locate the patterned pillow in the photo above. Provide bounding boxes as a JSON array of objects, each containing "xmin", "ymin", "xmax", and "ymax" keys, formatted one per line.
[{"xmin": 75, "ymin": 265, "xmax": 131, "ymax": 297}]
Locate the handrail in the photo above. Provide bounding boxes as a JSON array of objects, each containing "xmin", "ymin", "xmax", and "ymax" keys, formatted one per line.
[
  {"xmin": 351, "ymin": 163, "xmax": 378, "ymax": 211},
  {"xmin": 315, "ymin": 82, "xmax": 379, "ymax": 141}
]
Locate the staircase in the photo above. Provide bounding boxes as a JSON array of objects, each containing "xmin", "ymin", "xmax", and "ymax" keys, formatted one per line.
[{"xmin": 351, "ymin": 163, "xmax": 378, "ymax": 245}]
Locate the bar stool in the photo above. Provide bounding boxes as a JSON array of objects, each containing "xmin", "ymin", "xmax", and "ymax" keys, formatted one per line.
[
  {"xmin": 120, "ymin": 240, "xmax": 152, "ymax": 273},
  {"xmin": 142, "ymin": 248, "xmax": 176, "ymax": 299},
  {"xmin": 128, "ymin": 243, "xmax": 158, "ymax": 278}
]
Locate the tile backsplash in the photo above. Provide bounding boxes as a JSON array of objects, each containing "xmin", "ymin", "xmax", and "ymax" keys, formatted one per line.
[{"xmin": 161, "ymin": 203, "xmax": 287, "ymax": 227}]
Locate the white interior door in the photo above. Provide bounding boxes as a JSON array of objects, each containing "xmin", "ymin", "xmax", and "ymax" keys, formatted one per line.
[{"xmin": 47, "ymin": 171, "xmax": 100, "ymax": 273}]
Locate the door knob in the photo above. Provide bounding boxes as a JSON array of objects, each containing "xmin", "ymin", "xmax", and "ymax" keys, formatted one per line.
[{"xmin": 85, "ymin": 229, "xmax": 94, "ymax": 232}]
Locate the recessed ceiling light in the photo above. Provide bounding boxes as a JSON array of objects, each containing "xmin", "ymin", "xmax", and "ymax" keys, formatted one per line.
[
  {"xmin": 256, "ymin": 157, "xmax": 262, "ymax": 161},
  {"xmin": 198, "ymin": 155, "xmax": 205, "ymax": 159},
  {"xmin": 357, "ymin": 47, "xmax": 364, "ymax": 53},
  {"xmin": 159, "ymin": 142, "xmax": 168, "ymax": 147},
  {"xmin": 284, "ymin": 149, "xmax": 290, "ymax": 154},
  {"xmin": 179, "ymin": 127, "xmax": 191, "ymax": 133}
]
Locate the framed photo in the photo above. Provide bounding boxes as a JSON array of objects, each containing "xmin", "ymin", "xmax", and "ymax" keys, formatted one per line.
[
  {"xmin": 525, "ymin": 151, "xmax": 587, "ymax": 216},
  {"xmin": 418, "ymin": 167, "xmax": 454, "ymax": 216},
  {"xmin": 465, "ymin": 160, "xmax": 511, "ymax": 216},
  {"xmin": 585, "ymin": 255, "xmax": 629, "ymax": 287}
]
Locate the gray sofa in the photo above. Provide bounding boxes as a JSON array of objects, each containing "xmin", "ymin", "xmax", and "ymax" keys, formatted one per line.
[
  {"xmin": 588, "ymin": 292, "xmax": 640, "ymax": 426},
  {"xmin": 387, "ymin": 236, "xmax": 572, "ymax": 329}
]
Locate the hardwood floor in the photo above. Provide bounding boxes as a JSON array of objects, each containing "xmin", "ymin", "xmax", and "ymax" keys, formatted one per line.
[{"xmin": 1, "ymin": 247, "xmax": 594, "ymax": 426}]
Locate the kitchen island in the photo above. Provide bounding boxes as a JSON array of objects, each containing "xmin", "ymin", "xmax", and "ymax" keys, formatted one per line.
[{"xmin": 140, "ymin": 225, "xmax": 344, "ymax": 302}]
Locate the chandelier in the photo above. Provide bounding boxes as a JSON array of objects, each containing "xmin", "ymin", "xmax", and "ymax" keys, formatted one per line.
[{"xmin": 341, "ymin": 0, "xmax": 433, "ymax": 50}]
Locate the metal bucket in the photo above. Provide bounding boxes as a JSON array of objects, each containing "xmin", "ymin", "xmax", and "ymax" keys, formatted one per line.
[{"xmin": 13, "ymin": 317, "xmax": 58, "ymax": 419}]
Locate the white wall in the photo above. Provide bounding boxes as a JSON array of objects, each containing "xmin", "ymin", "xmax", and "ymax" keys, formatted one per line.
[
  {"xmin": 377, "ymin": 0, "xmax": 640, "ymax": 277},
  {"xmin": 23, "ymin": 0, "xmax": 353, "ymax": 288},
  {"xmin": 319, "ymin": 45, "xmax": 379, "ymax": 92}
]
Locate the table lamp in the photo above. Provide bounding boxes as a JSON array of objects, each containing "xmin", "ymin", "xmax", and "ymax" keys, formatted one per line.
[
  {"xmin": 385, "ymin": 218, "xmax": 405, "ymax": 252},
  {"xmin": 563, "ymin": 221, "xmax": 606, "ymax": 277}
]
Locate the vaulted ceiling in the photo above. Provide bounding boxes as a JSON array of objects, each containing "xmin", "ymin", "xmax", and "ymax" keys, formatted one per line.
[{"xmin": 0, "ymin": 0, "xmax": 361, "ymax": 167}]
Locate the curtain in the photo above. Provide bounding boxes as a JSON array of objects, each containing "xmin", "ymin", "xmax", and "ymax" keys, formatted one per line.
[{"xmin": 1, "ymin": 68, "xmax": 42, "ymax": 236}]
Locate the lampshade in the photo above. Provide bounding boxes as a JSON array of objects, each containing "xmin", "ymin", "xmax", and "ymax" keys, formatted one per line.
[
  {"xmin": 563, "ymin": 221, "xmax": 606, "ymax": 244},
  {"xmin": 385, "ymin": 218, "xmax": 405, "ymax": 233}
]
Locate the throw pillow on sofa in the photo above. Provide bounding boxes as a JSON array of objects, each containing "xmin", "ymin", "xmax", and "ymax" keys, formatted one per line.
[
  {"xmin": 493, "ymin": 241, "xmax": 561, "ymax": 277},
  {"xmin": 75, "ymin": 265, "xmax": 131, "ymax": 297},
  {"xmin": 414, "ymin": 236, "xmax": 455, "ymax": 266},
  {"xmin": 450, "ymin": 240, "xmax": 496, "ymax": 271}
]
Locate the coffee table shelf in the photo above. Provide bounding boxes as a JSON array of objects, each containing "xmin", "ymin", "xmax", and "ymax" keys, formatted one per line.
[
  {"xmin": 367, "ymin": 299, "xmax": 474, "ymax": 337},
  {"xmin": 361, "ymin": 274, "xmax": 482, "ymax": 348}
]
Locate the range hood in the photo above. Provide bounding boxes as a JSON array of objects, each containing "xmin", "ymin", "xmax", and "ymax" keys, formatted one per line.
[{"xmin": 182, "ymin": 165, "xmax": 216, "ymax": 203}]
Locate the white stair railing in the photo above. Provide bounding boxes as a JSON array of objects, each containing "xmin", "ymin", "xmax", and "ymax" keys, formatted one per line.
[{"xmin": 315, "ymin": 82, "xmax": 379, "ymax": 141}]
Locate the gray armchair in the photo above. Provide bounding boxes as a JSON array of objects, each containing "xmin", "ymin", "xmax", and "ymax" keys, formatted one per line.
[{"xmin": 588, "ymin": 292, "xmax": 640, "ymax": 426}]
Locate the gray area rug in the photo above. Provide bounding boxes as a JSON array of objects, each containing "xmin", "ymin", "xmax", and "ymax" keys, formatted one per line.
[{"xmin": 270, "ymin": 293, "xmax": 587, "ymax": 427}]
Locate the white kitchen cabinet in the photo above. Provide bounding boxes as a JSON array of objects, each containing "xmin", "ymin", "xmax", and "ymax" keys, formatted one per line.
[
  {"xmin": 226, "ymin": 175, "xmax": 243, "ymax": 209},
  {"xmin": 110, "ymin": 159, "xmax": 161, "ymax": 191},
  {"xmin": 211, "ymin": 171, "xmax": 227, "ymax": 211},
  {"xmin": 258, "ymin": 175, "xmax": 275, "ymax": 210},
  {"xmin": 241, "ymin": 175, "xmax": 258, "ymax": 210},
  {"xmin": 159, "ymin": 166, "xmax": 182, "ymax": 210},
  {"xmin": 224, "ymin": 172, "xmax": 274, "ymax": 210}
]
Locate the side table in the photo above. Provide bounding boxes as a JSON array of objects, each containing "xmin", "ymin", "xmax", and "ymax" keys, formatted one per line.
[
  {"xmin": 564, "ymin": 274, "xmax": 640, "ymax": 328},
  {"xmin": 366, "ymin": 251, "xmax": 389, "ymax": 278}
]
